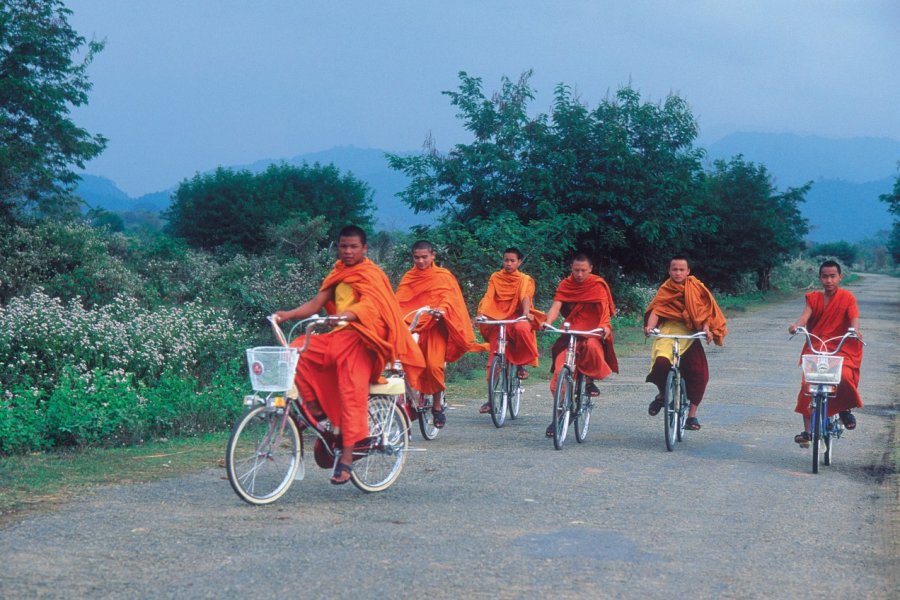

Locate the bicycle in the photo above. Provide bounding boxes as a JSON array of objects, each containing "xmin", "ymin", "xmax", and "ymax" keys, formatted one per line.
[
  {"xmin": 647, "ymin": 328, "xmax": 708, "ymax": 452},
  {"xmin": 540, "ymin": 322, "xmax": 606, "ymax": 450},
  {"xmin": 789, "ymin": 326, "xmax": 863, "ymax": 474},
  {"xmin": 399, "ymin": 306, "xmax": 446, "ymax": 440},
  {"xmin": 474, "ymin": 316, "xmax": 528, "ymax": 428},
  {"xmin": 225, "ymin": 315, "xmax": 410, "ymax": 504}
]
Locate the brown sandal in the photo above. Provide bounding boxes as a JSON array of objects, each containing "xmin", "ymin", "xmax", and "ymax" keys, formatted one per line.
[{"xmin": 330, "ymin": 462, "xmax": 352, "ymax": 485}]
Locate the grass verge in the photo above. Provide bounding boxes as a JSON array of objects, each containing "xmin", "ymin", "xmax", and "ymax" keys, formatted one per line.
[{"xmin": 0, "ymin": 432, "xmax": 228, "ymax": 526}]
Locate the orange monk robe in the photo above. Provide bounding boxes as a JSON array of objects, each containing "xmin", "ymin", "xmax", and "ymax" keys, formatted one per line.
[
  {"xmin": 477, "ymin": 270, "xmax": 544, "ymax": 368},
  {"xmin": 395, "ymin": 264, "xmax": 482, "ymax": 394},
  {"xmin": 549, "ymin": 274, "xmax": 619, "ymax": 391},
  {"xmin": 291, "ymin": 258, "xmax": 425, "ymax": 446},
  {"xmin": 644, "ymin": 275, "xmax": 728, "ymax": 346},
  {"xmin": 794, "ymin": 288, "xmax": 863, "ymax": 417}
]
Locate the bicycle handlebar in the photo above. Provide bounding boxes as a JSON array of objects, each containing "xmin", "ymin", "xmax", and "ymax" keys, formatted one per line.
[
  {"xmin": 540, "ymin": 323, "xmax": 606, "ymax": 337},
  {"xmin": 404, "ymin": 306, "xmax": 444, "ymax": 332},
  {"xmin": 268, "ymin": 315, "xmax": 347, "ymax": 352},
  {"xmin": 475, "ymin": 316, "xmax": 529, "ymax": 326},
  {"xmin": 646, "ymin": 328, "xmax": 708, "ymax": 340},
  {"xmin": 789, "ymin": 326, "xmax": 864, "ymax": 355}
]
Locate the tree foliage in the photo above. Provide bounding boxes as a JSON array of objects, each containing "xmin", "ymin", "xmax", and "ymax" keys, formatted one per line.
[
  {"xmin": 696, "ymin": 156, "xmax": 809, "ymax": 291},
  {"xmin": 807, "ymin": 241, "xmax": 859, "ymax": 266},
  {"xmin": 388, "ymin": 72, "xmax": 707, "ymax": 280},
  {"xmin": 0, "ymin": 0, "xmax": 107, "ymax": 222},
  {"xmin": 391, "ymin": 71, "xmax": 811, "ymax": 291},
  {"xmin": 165, "ymin": 162, "xmax": 375, "ymax": 253},
  {"xmin": 880, "ymin": 167, "xmax": 900, "ymax": 262}
]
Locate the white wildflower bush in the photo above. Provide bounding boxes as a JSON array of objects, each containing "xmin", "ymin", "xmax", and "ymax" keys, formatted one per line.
[{"xmin": 0, "ymin": 290, "xmax": 246, "ymax": 453}]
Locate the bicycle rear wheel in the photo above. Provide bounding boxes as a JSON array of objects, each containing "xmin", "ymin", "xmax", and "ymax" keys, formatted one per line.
[
  {"xmin": 573, "ymin": 374, "xmax": 591, "ymax": 443},
  {"xmin": 226, "ymin": 405, "xmax": 301, "ymax": 505},
  {"xmin": 824, "ymin": 416, "xmax": 835, "ymax": 466},
  {"xmin": 351, "ymin": 396, "xmax": 409, "ymax": 493},
  {"xmin": 552, "ymin": 368, "xmax": 573, "ymax": 450},
  {"xmin": 664, "ymin": 370, "xmax": 678, "ymax": 452},
  {"xmin": 488, "ymin": 355, "xmax": 507, "ymax": 428},
  {"xmin": 417, "ymin": 394, "xmax": 440, "ymax": 440},
  {"xmin": 507, "ymin": 363, "xmax": 521, "ymax": 420}
]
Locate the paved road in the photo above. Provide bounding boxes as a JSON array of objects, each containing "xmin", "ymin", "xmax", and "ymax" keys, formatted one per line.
[{"xmin": 2, "ymin": 274, "xmax": 897, "ymax": 599}]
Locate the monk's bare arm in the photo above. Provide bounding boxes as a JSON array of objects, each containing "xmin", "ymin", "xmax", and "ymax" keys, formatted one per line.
[
  {"xmin": 644, "ymin": 311, "xmax": 660, "ymax": 336},
  {"xmin": 788, "ymin": 306, "xmax": 813, "ymax": 334},
  {"xmin": 521, "ymin": 296, "xmax": 533, "ymax": 321},
  {"xmin": 274, "ymin": 289, "xmax": 332, "ymax": 323},
  {"xmin": 544, "ymin": 300, "xmax": 563, "ymax": 326},
  {"xmin": 850, "ymin": 315, "xmax": 862, "ymax": 341}
]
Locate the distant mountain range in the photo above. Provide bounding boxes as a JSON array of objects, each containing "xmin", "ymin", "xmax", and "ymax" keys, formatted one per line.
[{"xmin": 77, "ymin": 133, "xmax": 898, "ymax": 242}]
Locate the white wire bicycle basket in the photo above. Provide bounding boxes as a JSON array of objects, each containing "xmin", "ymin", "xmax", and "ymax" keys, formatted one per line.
[
  {"xmin": 801, "ymin": 354, "xmax": 844, "ymax": 385},
  {"xmin": 246, "ymin": 346, "xmax": 300, "ymax": 392}
]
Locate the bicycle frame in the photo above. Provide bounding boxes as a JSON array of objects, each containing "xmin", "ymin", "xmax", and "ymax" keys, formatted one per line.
[
  {"xmin": 399, "ymin": 306, "xmax": 445, "ymax": 439},
  {"xmin": 647, "ymin": 328, "xmax": 707, "ymax": 451},
  {"xmin": 789, "ymin": 327, "xmax": 863, "ymax": 473},
  {"xmin": 475, "ymin": 316, "xmax": 528, "ymax": 428},
  {"xmin": 541, "ymin": 322, "xmax": 606, "ymax": 373},
  {"xmin": 540, "ymin": 322, "xmax": 606, "ymax": 449},
  {"xmin": 241, "ymin": 316, "xmax": 348, "ymax": 462}
]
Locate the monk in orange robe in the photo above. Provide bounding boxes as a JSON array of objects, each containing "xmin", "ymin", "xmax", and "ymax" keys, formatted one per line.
[
  {"xmin": 542, "ymin": 253, "xmax": 619, "ymax": 437},
  {"xmin": 395, "ymin": 240, "xmax": 480, "ymax": 428},
  {"xmin": 274, "ymin": 226, "xmax": 424, "ymax": 484},
  {"xmin": 475, "ymin": 247, "xmax": 543, "ymax": 414},
  {"xmin": 788, "ymin": 260, "xmax": 864, "ymax": 447},
  {"xmin": 643, "ymin": 256, "xmax": 727, "ymax": 431}
]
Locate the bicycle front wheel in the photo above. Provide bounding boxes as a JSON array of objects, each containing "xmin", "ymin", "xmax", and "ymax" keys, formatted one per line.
[
  {"xmin": 507, "ymin": 363, "xmax": 522, "ymax": 420},
  {"xmin": 351, "ymin": 396, "xmax": 409, "ymax": 493},
  {"xmin": 226, "ymin": 405, "xmax": 301, "ymax": 505},
  {"xmin": 488, "ymin": 355, "xmax": 507, "ymax": 428},
  {"xmin": 552, "ymin": 368, "xmax": 573, "ymax": 450},
  {"xmin": 664, "ymin": 370, "xmax": 678, "ymax": 452},
  {"xmin": 676, "ymin": 377, "xmax": 689, "ymax": 442},
  {"xmin": 573, "ymin": 374, "xmax": 591, "ymax": 443},
  {"xmin": 811, "ymin": 395, "xmax": 822, "ymax": 474}
]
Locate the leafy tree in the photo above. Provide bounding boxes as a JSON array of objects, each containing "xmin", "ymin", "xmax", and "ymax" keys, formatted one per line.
[
  {"xmin": 388, "ymin": 71, "xmax": 710, "ymax": 281},
  {"xmin": 879, "ymin": 167, "xmax": 900, "ymax": 262},
  {"xmin": 0, "ymin": 0, "xmax": 107, "ymax": 222},
  {"xmin": 697, "ymin": 156, "xmax": 809, "ymax": 291},
  {"xmin": 165, "ymin": 163, "xmax": 375, "ymax": 253},
  {"xmin": 808, "ymin": 241, "xmax": 858, "ymax": 266}
]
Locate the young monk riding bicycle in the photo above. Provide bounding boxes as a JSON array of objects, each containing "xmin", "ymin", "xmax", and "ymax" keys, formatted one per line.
[
  {"xmin": 788, "ymin": 259, "xmax": 864, "ymax": 447},
  {"xmin": 643, "ymin": 256, "xmax": 727, "ymax": 431},
  {"xmin": 542, "ymin": 253, "xmax": 619, "ymax": 437},
  {"xmin": 273, "ymin": 225, "xmax": 425, "ymax": 485},
  {"xmin": 395, "ymin": 240, "xmax": 480, "ymax": 429},
  {"xmin": 476, "ymin": 247, "xmax": 542, "ymax": 414}
]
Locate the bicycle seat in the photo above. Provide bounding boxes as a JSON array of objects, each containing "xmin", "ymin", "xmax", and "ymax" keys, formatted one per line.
[{"xmin": 369, "ymin": 377, "xmax": 405, "ymax": 395}]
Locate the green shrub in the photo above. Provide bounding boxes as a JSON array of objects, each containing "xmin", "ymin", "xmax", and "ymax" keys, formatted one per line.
[
  {"xmin": 0, "ymin": 386, "xmax": 50, "ymax": 454},
  {"xmin": 44, "ymin": 367, "xmax": 144, "ymax": 447}
]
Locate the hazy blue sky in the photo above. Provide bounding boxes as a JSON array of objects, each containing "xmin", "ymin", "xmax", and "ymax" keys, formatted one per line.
[{"xmin": 66, "ymin": 1, "xmax": 900, "ymax": 196}]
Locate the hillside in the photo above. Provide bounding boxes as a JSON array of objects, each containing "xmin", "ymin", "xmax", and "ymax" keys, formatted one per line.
[
  {"xmin": 704, "ymin": 132, "xmax": 900, "ymax": 187},
  {"xmin": 76, "ymin": 133, "xmax": 898, "ymax": 241}
]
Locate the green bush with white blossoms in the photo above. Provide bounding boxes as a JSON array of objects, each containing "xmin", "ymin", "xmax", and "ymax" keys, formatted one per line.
[{"xmin": 0, "ymin": 290, "xmax": 246, "ymax": 453}]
